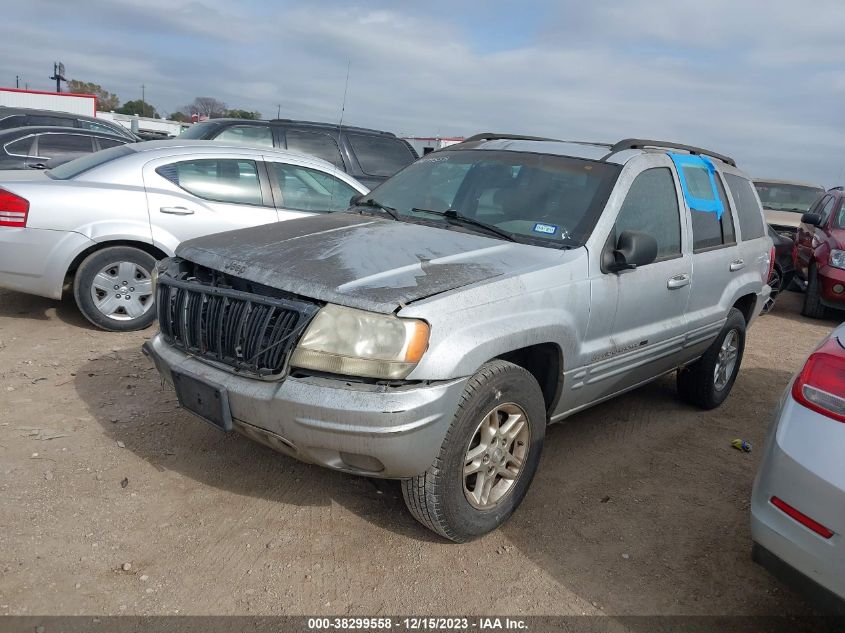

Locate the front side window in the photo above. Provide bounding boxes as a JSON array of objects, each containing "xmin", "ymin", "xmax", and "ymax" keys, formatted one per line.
[
  {"xmin": 364, "ymin": 149, "xmax": 621, "ymax": 248},
  {"xmin": 284, "ymin": 130, "xmax": 343, "ymax": 167},
  {"xmin": 269, "ymin": 163, "xmax": 359, "ymax": 212},
  {"xmin": 5, "ymin": 136, "xmax": 35, "ymax": 156},
  {"xmin": 691, "ymin": 174, "xmax": 736, "ymax": 251},
  {"xmin": 214, "ymin": 125, "xmax": 274, "ymax": 147},
  {"xmin": 156, "ymin": 159, "xmax": 263, "ymax": 205},
  {"xmin": 753, "ymin": 181, "xmax": 823, "ymax": 214},
  {"xmin": 819, "ymin": 196, "xmax": 836, "ymax": 226},
  {"xmin": 0, "ymin": 115, "xmax": 26, "ymax": 130},
  {"xmin": 36, "ymin": 134, "xmax": 94, "ymax": 157},
  {"xmin": 614, "ymin": 167, "xmax": 681, "ymax": 261},
  {"xmin": 724, "ymin": 174, "xmax": 765, "ymax": 240},
  {"xmin": 347, "ymin": 134, "xmax": 415, "ymax": 177}
]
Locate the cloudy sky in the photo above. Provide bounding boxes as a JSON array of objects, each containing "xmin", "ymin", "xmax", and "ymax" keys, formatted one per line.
[{"xmin": 2, "ymin": 0, "xmax": 843, "ymax": 184}]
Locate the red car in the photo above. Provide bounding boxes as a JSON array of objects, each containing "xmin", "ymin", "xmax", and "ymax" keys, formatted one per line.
[{"xmin": 794, "ymin": 187, "xmax": 845, "ymax": 318}]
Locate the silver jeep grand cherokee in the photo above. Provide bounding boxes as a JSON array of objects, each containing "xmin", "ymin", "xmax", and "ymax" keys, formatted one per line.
[{"xmin": 144, "ymin": 135, "xmax": 772, "ymax": 542}]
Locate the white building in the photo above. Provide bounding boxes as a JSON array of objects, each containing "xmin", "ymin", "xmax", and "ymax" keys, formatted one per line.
[
  {"xmin": 0, "ymin": 87, "xmax": 96, "ymax": 116},
  {"xmin": 403, "ymin": 136, "xmax": 465, "ymax": 156},
  {"xmin": 97, "ymin": 111, "xmax": 188, "ymax": 138}
]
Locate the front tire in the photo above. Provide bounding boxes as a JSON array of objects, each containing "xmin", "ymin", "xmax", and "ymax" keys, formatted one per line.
[
  {"xmin": 801, "ymin": 263, "xmax": 827, "ymax": 319},
  {"xmin": 677, "ymin": 307, "xmax": 746, "ymax": 410},
  {"xmin": 73, "ymin": 246, "xmax": 157, "ymax": 332},
  {"xmin": 402, "ymin": 360, "xmax": 546, "ymax": 542}
]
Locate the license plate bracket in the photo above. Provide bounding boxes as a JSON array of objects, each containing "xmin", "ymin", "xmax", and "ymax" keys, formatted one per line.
[{"xmin": 172, "ymin": 371, "xmax": 233, "ymax": 432}]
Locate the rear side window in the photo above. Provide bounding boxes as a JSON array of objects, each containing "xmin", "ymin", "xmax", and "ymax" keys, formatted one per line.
[
  {"xmin": 269, "ymin": 162, "xmax": 359, "ymax": 212},
  {"xmin": 28, "ymin": 115, "xmax": 71, "ymax": 127},
  {"xmin": 214, "ymin": 125, "xmax": 274, "ymax": 147},
  {"xmin": 47, "ymin": 144, "xmax": 135, "ymax": 180},
  {"xmin": 0, "ymin": 115, "xmax": 26, "ymax": 130},
  {"xmin": 615, "ymin": 167, "xmax": 681, "ymax": 261},
  {"xmin": 691, "ymin": 175, "xmax": 736, "ymax": 251},
  {"xmin": 347, "ymin": 134, "xmax": 415, "ymax": 177},
  {"xmin": 156, "ymin": 159, "xmax": 263, "ymax": 205},
  {"xmin": 285, "ymin": 130, "xmax": 343, "ymax": 167},
  {"xmin": 724, "ymin": 174, "xmax": 765, "ymax": 240},
  {"xmin": 36, "ymin": 134, "xmax": 94, "ymax": 157},
  {"xmin": 5, "ymin": 136, "xmax": 35, "ymax": 156}
]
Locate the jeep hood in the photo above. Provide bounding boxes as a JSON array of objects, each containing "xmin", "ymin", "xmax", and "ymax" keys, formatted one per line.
[{"xmin": 176, "ymin": 213, "xmax": 568, "ymax": 314}]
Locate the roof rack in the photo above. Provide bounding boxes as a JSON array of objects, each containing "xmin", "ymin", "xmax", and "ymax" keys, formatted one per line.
[
  {"xmin": 603, "ymin": 138, "xmax": 736, "ymax": 167},
  {"xmin": 462, "ymin": 132, "xmax": 562, "ymax": 144},
  {"xmin": 829, "ymin": 186, "xmax": 844, "ymax": 191}
]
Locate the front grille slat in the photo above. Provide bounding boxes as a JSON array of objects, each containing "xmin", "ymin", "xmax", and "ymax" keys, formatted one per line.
[{"xmin": 157, "ymin": 278, "xmax": 318, "ymax": 377}]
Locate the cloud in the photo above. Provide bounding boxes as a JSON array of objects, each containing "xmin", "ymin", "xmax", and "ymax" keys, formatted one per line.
[{"xmin": 1, "ymin": 1, "xmax": 842, "ymax": 185}]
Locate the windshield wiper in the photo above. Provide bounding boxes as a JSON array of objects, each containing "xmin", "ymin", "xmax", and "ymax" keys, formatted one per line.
[
  {"xmin": 410, "ymin": 207, "xmax": 519, "ymax": 243},
  {"xmin": 353, "ymin": 198, "xmax": 399, "ymax": 220}
]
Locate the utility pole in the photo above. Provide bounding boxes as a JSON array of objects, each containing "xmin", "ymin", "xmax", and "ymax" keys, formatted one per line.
[
  {"xmin": 141, "ymin": 84, "xmax": 146, "ymax": 117},
  {"xmin": 15, "ymin": 75, "xmax": 19, "ymax": 89},
  {"xmin": 277, "ymin": 104, "xmax": 281, "ymax": 119}
]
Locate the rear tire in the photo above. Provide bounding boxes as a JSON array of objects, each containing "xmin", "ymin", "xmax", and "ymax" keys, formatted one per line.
[
  {"xmin": 73, "ymin": 246, "xmax": 157, "ymax": 332},
  {"xmin": 402, "ymin": 360, "xmax": 546, "ymax": 542},
  {"xmin": 677, "ymin": 308, "xmax": 746, "ymax": 410},
  {"xmin": 801, "ymin": 263, "xmax": 827, "ymax": 319}
]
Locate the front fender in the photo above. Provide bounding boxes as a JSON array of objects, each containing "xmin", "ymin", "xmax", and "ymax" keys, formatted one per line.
[{"xmin": 401, "ymin": 275, "xmax": 587, "ymax": 380}]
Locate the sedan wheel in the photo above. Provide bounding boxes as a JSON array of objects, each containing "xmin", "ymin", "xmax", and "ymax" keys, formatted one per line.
[
  {"xmin": 90, "ymin": 260, "xmax": 154, "ymax": 321},
  {"xmin": 73, "ymin": 246, "xmax": 158, "ymax": 332}
]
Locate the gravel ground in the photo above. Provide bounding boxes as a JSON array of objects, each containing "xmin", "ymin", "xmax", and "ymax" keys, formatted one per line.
[{"xmin": 0, "ymin": 288, "xmax": 839, "ymax": 618}]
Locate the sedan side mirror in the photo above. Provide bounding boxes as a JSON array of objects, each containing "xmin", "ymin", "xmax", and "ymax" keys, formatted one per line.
[
  {"xmin": 606, "ymin": 230, "xmax": 658, "ymax": 273},
  {"xmin": 801, "ymin": 212, "xmax": 821, "ymax": 227},
  {"xmin": 350, "ymin": 193, "xmax": 364, "ymax": 206}
]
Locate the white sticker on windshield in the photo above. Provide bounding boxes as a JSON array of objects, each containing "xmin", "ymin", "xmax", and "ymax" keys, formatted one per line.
[{"xmin": 532, "ymin": 222, "xmax": 558, "ymax": 235}]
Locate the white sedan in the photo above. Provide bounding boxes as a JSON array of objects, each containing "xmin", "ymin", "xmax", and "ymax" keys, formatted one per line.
[
  {"xmin": 751, "ymin": 324, "xmax": 845, "ymax": 614},
  {"xmin": 0, "ymin": 141, "xmax": 368, "ymax": 330}
]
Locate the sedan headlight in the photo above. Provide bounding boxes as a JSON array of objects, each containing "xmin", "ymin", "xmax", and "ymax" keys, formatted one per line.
[
  {"xmin": 290, "ymin": 304, "xmax": 430, "ymax": 379},
  {"xmin": 831, "ymin": 249, "xmax": 845, "ymax": 270}
]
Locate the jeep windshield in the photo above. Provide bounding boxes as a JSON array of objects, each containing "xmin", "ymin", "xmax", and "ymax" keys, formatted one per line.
[
  {"xmin": 357, "ymin": 149, "xmax": 621, "ymax": 248},
  {"xmin": 753, "ymin": 181, "xmax": 824, "ymax": 213}
]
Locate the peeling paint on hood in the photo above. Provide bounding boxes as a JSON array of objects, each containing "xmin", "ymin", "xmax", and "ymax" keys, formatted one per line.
[{"xmin": 176, "ymin": 212, "xmax": 566, "ymax": 314}]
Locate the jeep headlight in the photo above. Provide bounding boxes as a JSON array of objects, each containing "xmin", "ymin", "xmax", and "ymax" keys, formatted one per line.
[
  {"xmin": 831, "ymin": 249, "xmax": 845, "ymax": 270},
  {"xmin": 290, "ymin": 304, "xmax": 430, "ymax": 379}
]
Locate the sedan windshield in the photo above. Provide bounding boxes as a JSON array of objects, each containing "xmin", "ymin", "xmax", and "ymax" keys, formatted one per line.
[
  {"xmin": 361, "ymin": 149, "xmax": 621, "ymax": 247},
  {"xmin": 754, "ymin": 181, "xmax": 823, "ymax": 213}
]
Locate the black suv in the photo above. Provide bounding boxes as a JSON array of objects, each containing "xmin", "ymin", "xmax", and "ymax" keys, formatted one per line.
[
  {"xmin": 179, "ymin": 118, "xmax": 418, "ymax": 188},
  {"xmin": 0, "ymin": 107, "xmax": 138, "ymax": 142}
]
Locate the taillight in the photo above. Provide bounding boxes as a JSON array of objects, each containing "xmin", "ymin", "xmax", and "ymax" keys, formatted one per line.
[
  {"xmin": 791, "ymin": 338, "xmax": 845, "ymax": 422},
  {"xmin": 767, "ymin": 245, "xmax": 776, "ymax": 282},
  {"xmin": 771, "ymin": 496, "xmax": 834, "ymax": 539},
  {"xmin": 0, "ymin": 188, "xmax": 29, "ymax": 227}
]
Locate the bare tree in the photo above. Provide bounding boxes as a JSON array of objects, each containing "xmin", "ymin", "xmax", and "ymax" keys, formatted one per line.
[
  {"xmin": 67, "ymin": 79, "xmax": 120, "ymax": 111},
  {"xmin": 183, "ymin": 97, "xmax": 228, "ymax": 119}
]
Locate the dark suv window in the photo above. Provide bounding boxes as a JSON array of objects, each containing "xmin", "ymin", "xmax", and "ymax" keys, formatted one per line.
[
  {"xmin": 29, "ymin": 115, "xmax": 72, "ymax": 127},
  {"xmin": 156, "ymin": 159, "xmax": 263, "ymax": 205},
  {"xmin": 0, "ymin": 114, "xmax": 26, "ymax": 130},
  {"xmin": 724, "ymin": 174, "xmax": 764, "ymax": 240},
  {"xmin": 5, "ymin": 136, "xmax": 35, "ymax": 156},
  {"xmin": 691, "ymin": 175, "xmax": 736, "ymax": 251},
  {"xmin": 214, "ymin": 125, "xmax": 273, "ymax": 147},
  {"xmin": 615, "ymin": 168, "xmax": 681, "ymax": 261},
  {"xmin": 36, "ymin": 134, "xmax": 94, "ymax": 157},
  {"xmin": 284, "ymin": 130, "xmax": 343, "ymax": 167},
  {"xmin": 347, "ymin": 134, "xmax": 415, "ymax": 177}
]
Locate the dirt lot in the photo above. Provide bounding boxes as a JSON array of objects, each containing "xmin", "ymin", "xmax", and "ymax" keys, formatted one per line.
[{"xmin": 0, "ymin": 288, "xmax": 839, "ymax": 618}]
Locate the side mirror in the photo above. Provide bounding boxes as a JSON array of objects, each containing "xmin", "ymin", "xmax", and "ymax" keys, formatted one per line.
[
  {"xmin": 606, "ymin": 230, "xmax": 658, "ymax": 273},
  {"xmin": 350, "ymin": 193, "xmax": 364, "ymax": 207},
  {"xmin": 801, "ymin": 212, "xmax": 821, "ymax": 227}
]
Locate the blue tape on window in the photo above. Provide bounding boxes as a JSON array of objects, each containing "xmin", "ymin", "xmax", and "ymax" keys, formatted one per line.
[{"xmin": 669, "ymin": 153, "xmax": 724, "ymax": 219}]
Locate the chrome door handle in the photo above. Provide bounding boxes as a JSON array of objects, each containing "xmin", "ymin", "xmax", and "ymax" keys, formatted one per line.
[
  {"xmin": 730, "ymin": 259, "xmax": 745, "ymax": 272},
  {"xmin": 160, "ymin": 206, "xmax": 194, "ymax": 215},
  {"xmin": 667, "ymin": 273, "xmax": 690, "ymax": 289}
]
